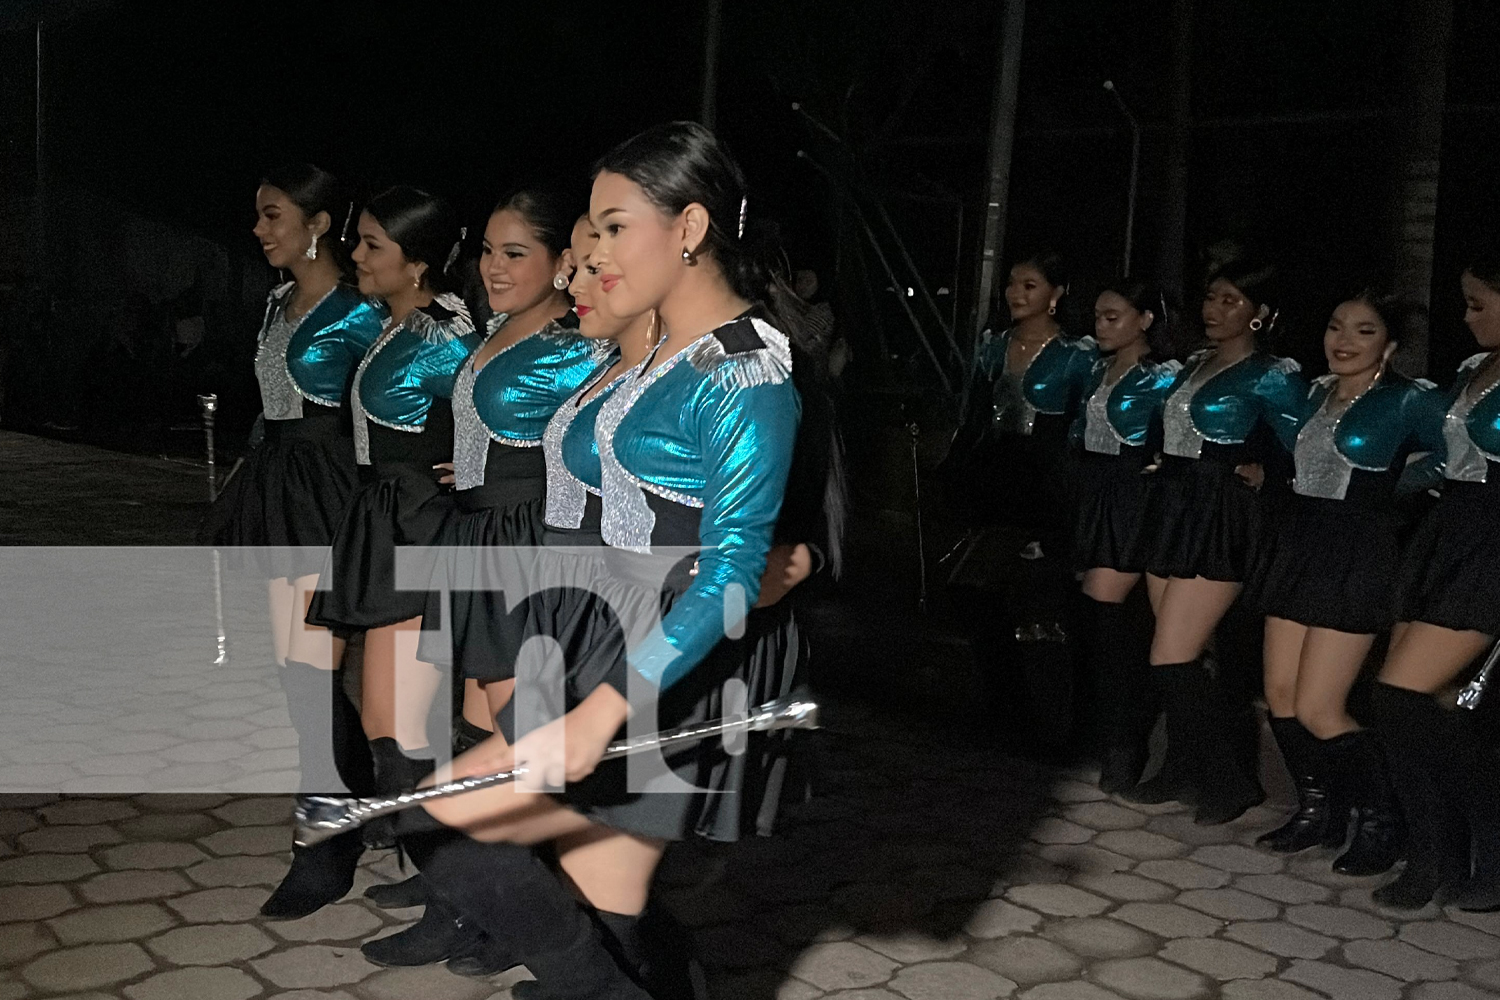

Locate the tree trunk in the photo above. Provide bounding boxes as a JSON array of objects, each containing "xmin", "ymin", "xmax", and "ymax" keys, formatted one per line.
[{"xmin": 1389, "ymin": 0, "xmax": 1455, "ymax": 377}]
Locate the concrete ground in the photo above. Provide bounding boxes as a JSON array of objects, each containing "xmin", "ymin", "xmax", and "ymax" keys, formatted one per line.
[{"xmin": 2, "ymin": 430, "xmax": 1498, "ymax": 1000}]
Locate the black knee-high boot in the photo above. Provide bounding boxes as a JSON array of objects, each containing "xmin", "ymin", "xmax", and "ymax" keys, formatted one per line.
[
  {"xmin": 1393, "ymin": 688, "xmax": 1500, "ymax": 911},
  {"xmin": 1326, "ymin": 728, "xmax": 1403, "ymax": 876},
  {"xmin": 1369, "ymin": 682, "xmax": 1470, "ymax": 909},
  {"xmin": 261, "ymin": 661, "xmax": 374, "ymax": 920},
  {"xmin": 1154, "ymin": 658, "xmax": 1264, "ymax": 825},
  {"xmin": 1121, "ymin": 662, "xmax": 1198, "ymax": 806},
  {"xmin": 1092, "ymin": 590, "xmax": 1157, "ymax": 794},
  {"xmin": 1258, "ymin": 717, "xmax": 1345, "ymax": 852},
  {"xmin": 423, "ymin": 837, "xmax": 653, "ymax": 1000}
]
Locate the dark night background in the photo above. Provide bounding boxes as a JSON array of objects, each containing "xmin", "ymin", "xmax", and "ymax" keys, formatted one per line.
[{"xmin": 2, "ymin": 0, "xmax": 1499, "ymax": 460}]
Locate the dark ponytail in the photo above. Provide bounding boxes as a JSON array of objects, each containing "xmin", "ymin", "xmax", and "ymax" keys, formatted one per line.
[
  {"xmin": 262, "ymin": 163, "xmax": 356, "ymax": 275},
  {"xmin": 363, "ymin": 185, "xmax": 465, "ymax": 295},
  {"xmin": 595, "ymin": 121, "xmax": 847, "ymax": 576}
]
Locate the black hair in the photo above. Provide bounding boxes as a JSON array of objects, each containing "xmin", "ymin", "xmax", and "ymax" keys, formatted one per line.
[
  {"xmin": 594, "ymin": 121, "xmax": 846, "ymax": 576},
  {"xmin": 261, "ymin": 163, "xmax": 355, "ymax": 268},
  {"xmin": 491, "ymin": 185, "xmax": 579, "ymax": 260},
  {"xmin": 1097, "ymin": 276, "xmax": 1173, "ymax": 357},
  {"xmin": 1464, "ymin": 248, "xmax": 1500, "ymax": 294},
  {"xmin": 1012, "ymin": 250, "xmax": 1069, "ymax": 293},
  {"xmin": 1341, "ymin": 286, "xmax": 1419, "ymax": 346},
  {"xmin": 1209, "ymin": 256, "xmax": 1279, "ymax": 313},
  {"xmin": 364, "ymin": 185, "xmax": 465, "ymax": 295}
]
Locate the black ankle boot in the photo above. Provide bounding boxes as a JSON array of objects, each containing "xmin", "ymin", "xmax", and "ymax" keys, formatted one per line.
[
  {"xmin": 1328, "ymin": 729, "xmax": 1403, "ymax": 876},
  {"xmin": 261, "ymin": 662, "xmax": 373, "ymax": 920},
  {"xmin": 1370, "ymin": 682, "xmax": 1469, "ymax": 909},
  {"xmin": 1091, "ymin": 594, "xmax": 1157, "ymax": 795},
  {"xmin": 1121, "ymin": 662, "xmax": 1197, "ymax": 806},
  {"xmin": 360, "ymin": 895, "xmax": 462, "ymax": 967},
  {"xmin": 424, "ymin": 839, "xmax": 653, "ymax": 1000},
  {"xmin": 1258, "ymin": 718, "xmax": 1342, "ymax": 853},
  {"xmin": 365, "ymin": 873, "xmax": 428, "ymax": 909},
  {"xmin": 365, "ymin": 738, "xmax": 435, "ymax": 850},
  {"xmin": 445, "ymin": 927, "xmax": 520, "ymax": 979},
  {"xmin": 453, "ymin": 717, "xmax": 493, "ymax": 756}
]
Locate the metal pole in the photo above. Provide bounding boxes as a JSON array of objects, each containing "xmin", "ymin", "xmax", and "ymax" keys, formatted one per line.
[
  {"xmin": 973, "ymin": 0, "xmax": 1026, "ymax": 337},
  {"xmin": 35, "ymin": 19, "xmax": 46, "ymax": 292},
  {"xmin": 1104, "ymin": 81, "xmax": 1141, "ymax": 277},
  {"xmin": 700, "ymin": 0, "xmax": 723, "ymax": 130},
  {"xmin": 198, "ymin": 394, "xmax": 229, "ymax": 667}
]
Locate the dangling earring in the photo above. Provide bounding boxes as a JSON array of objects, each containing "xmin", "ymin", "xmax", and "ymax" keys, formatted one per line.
[
  {"xmin": 412, "ymin": 273, "xmax": 421, "ymax": 290},
  {"xmin": 681, "ymin": 247, "xmax": 696, "ymax": 266},
  {"xmin": 1248, "ymin": 317, "xmax": 1264, "ymax": 333},
  {"xmin": 1047, "ymin": 302, "xmax": 1057, "ymax": 316},
  {"xmin": 552, "ymin": 272, "xmax": 570, "ymax": 291},
  {"xmin": 305, "ymin": 237, "xmax": 318, "ymax": 261}
]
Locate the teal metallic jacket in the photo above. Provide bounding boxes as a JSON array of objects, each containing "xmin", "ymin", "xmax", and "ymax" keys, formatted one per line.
[{"xmin": 1071, "ymin": 356, "xmax": 1184, "ymax": 453}]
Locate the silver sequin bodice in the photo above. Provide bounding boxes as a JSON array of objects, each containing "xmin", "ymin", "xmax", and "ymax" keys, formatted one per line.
[
  {"xmin": 597, "ymin": 346, "xmax": 687, "ymax": 552},
  {"xmin": 1162, "ymin": 363, "xmax": 1215, "ymax": 459},
  {"xmin": 1082, "ymin": 377, "xmax": 1122, "ymax": 455},
  {"xmin": 1292, "ymin": 396, "xmax": 1356, "ymax": 500},
  {"xmin": 254, "ymin": 311, "xmax": 303, "ymax": 421},
  {"xmin": 451, "ymin": 358, "xmax": 489, "ymax": 490},
  {"xmin": 1443, "ymin": 384, "xmax": 1496, "ymax": 484}
]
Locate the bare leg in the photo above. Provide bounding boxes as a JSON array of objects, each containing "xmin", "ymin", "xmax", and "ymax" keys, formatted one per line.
[
  {"xmin": 267, "ymin": 578, "xmax": 296, "ymax": 667},
  {"xmin": 1262, "ymin": 616, "xmax": 1306, "ymax": 719},
  {"xmin": 1145, "ymin": 573, "xmax": 1169, "ymax": 617},
  {"xmin": 1082, "ymin": 567, "xmax": 1141, "ymax": 605},
  {"xmin": 361, "ymin": 618, "xmax": 444, "ymax": 750},
  {"xmin": 1150, "ymin": 576, "xmax": 1242, "ymax": 665},
  {"xmin": 287, "ymin": 574, "xmax": 344, "ymax": 671},
  {"xmin": 555, "ymin": 826, "xmax": 666, "ymax": 916},
  {"xmin": 1293, "ymin": 627, "xmax": 1373, "ymax": 739},
  {"xmin": 1380, "ymin": 622, "xmax": 1492, "ymax": 693}
]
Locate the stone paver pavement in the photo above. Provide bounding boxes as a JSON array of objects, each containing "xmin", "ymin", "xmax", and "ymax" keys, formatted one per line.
[
  {"xmin": 2, "ymin": 432, "xmax": 1498, "ymax": 999},
  {"xmin": 4, "ymin": 716, "xmax": 1499, "ymax": 1000}
]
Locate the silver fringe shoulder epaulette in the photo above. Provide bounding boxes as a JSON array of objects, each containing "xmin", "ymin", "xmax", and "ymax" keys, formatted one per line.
[{"xmin": 686, "ymin": 316, "xmax": 793, "ymax": 388}]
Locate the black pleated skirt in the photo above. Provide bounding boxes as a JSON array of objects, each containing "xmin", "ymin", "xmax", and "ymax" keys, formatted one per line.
[
  {"xmin": 495, "ymin": 505, "xmax": 803, "ymax": 842},
  {"xmin": 197, "ymin": 405, "xmax": 357, "ymax": 579},
  {"xmin": 1146, "ymin": 449, "xmax": 1264, "ymax": 582},
  {"xmin": 1253, "ymin": 492, "xmax": 1401, "ymax": 634},
  {"xmin": 1073, "ymin": 447, "xmax": 1154, "ymax": 574},
  {"xmin": 1397, "ymin": 472, "xmax": 1500, "ymax": 636},
  {"xmin": 415, "ymin": 444, "xmax": 549, "ymax": 678}
]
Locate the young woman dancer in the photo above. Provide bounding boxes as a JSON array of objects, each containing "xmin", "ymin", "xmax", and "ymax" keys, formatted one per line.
[
  {"xmin": 359, "ymin": 192, "xmax": 597, "ymax": 968},
  {"xmin": 974, "ymin": 252, "xmax": 1099, "ymax": 559},
  {"xmin": 388, "ymin": 123, "xmax": 829, "ymax": 999},
  {"xmin": 1370, "ymin": 256, "xmax": 1500, "ymax": 912},
  {"xmin": 198, "ymin": 165, "xmax": 387, "ymax": 920},
  {"xmin": 1126, "ymin": 259, "xmax": 1307, "ymax": 825},
  {"xmin": 1071, "ymin": 278, "xmax": 1180, "ymax": 793},
  {"xmin": 302, "ymin": 186, "xmax": 479, "ymax": 857},
  {"xmin": 1254, "ymin": 290, "xmax": 1441, "ymax": 876}
]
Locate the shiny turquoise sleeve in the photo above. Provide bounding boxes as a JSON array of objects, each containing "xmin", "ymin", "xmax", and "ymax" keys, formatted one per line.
[
  {"xmin": 627, "ymin": 378, "xmax": 802, "ymax": 692},
  {"xmin": 414, "ymin": 330, "xmax": 482, "ymax": 400},
  {"xmin": 1396, "ymin": 379, "xmax": 1451, "ymax": 494},
  {"xmin": 1253, "ymin": 361, "xmax": 1312, "ymax": 453}
]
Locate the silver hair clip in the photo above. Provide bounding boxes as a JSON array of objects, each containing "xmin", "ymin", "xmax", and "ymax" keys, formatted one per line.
[
  {"xmin": 445, "ymin": 226, "xmax": 467, "ymax": 272},
  {"xmin": 737, "ymin": 196, "xmax": 748, "ymax": 239}
]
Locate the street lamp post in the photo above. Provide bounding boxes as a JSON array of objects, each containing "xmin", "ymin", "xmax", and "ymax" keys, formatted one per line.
[{"xmin": 1103, "ymin": 80, "xmax": 1140, "ymax": 278}]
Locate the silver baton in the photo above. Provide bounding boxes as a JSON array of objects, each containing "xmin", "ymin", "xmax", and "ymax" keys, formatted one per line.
[
  {"xmin": 1457, "ymin": 640, "xmax": 1500, "ymax": 711},
  {"xmin": 293, "ymin": 692, "xmax": 820, "ymax": 847},
  {"xmin": 197, "ymin": 393, "xmax": 229, "ymax": 668}
]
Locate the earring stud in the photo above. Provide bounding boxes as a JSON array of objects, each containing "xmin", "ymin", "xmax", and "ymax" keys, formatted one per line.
[{"xmin": 553, "ymin": 273, "xmax": 570, "ymax": 290}]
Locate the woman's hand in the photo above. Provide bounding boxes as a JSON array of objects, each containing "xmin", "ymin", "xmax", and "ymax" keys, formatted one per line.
[
  {"xmin": 1234, "ymin": 463, "xmax": 1265, "ymax": 490},
  {"xmin": 504, "ymin": 685, "xmax": 632, "ymax": 791},
  {"xmin": 433, "ymin": 461, "xmax": 455, "ymax": 486},
  {"xmin": 755, "ymin": 543, "xmax": 813, "ymax": 608}
]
